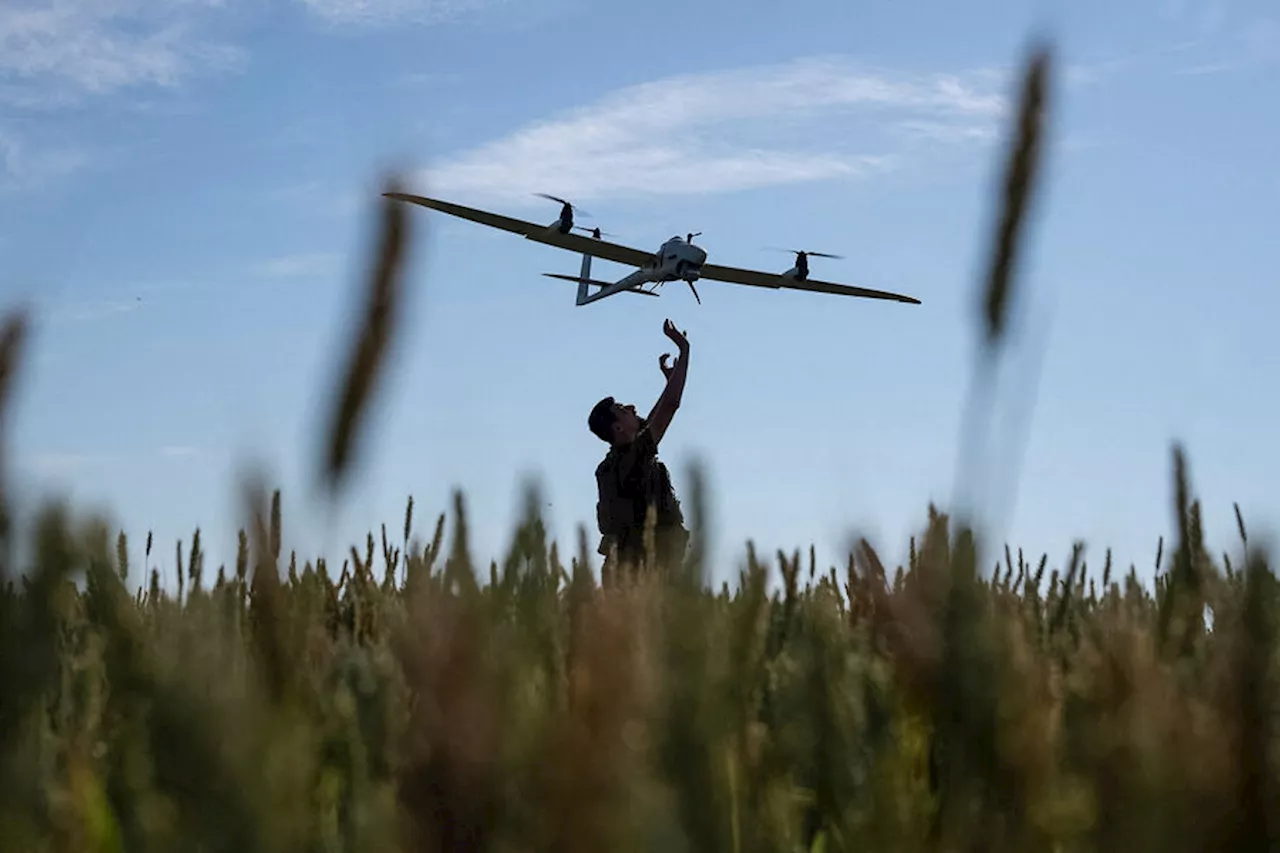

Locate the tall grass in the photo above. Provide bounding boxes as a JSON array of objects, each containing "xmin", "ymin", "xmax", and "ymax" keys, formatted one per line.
[{"xmin": 1, "ymin": 43, "xmax": 1274, "ymax": 853}]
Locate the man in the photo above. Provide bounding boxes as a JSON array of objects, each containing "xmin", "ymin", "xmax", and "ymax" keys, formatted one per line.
[{"xmin": 588, "ymin": 319, "xmax": 690, "ymax": 578}]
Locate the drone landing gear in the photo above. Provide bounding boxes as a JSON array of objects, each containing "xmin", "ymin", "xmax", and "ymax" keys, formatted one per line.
[{"xmin": 641, "ymin": 281, "xmax": 701, "ymax": 304}]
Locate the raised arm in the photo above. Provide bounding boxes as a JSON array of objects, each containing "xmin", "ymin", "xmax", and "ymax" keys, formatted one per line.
[{"xmin": 646, "ymin": 319, "xmax": 690, "ymax": 445}]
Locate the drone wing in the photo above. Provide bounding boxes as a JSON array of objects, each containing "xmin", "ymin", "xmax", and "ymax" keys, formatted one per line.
[
  {"xmin": 384, "ymin": 192, "xmax": 656, "ymax": 269},
  {"xmin": 698, "ymin": 263, "xmax": 921, "ymax": 304}
]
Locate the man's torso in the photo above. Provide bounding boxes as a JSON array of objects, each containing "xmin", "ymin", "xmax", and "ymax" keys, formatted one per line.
[{"xmin": 595, "ymin": 427, "xmax": 684, "ymax": 557}]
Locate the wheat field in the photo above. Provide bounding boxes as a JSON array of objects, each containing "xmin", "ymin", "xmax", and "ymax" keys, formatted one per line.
[{"xmin": 1, "ymin": 43, "xmax": 1275, "ymax": 853}]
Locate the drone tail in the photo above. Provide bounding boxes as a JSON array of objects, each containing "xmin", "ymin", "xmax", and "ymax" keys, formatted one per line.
[
  {"xmin": 576, "ymin": 250, "xmax": 592, "ymax": 305},
  {"xmin": 542, "ymin": 273, "xmax": 658, "ymax": 302}
]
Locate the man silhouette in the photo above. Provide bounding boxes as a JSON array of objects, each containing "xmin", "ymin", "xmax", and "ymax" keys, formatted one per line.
[{"xmin": 588, "ymin": 319, "xmax": 690, "ymax": 578}]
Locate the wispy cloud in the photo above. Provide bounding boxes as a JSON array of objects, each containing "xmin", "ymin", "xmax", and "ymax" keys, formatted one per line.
[
  {"xmin": 296, "ymin": 0, "xmax": 502, "ymax": 26},
  {"xmin": 422, "ymin": 57, "xmax": 1011, "ymax": 204},
  {"xmin": 1160, "ymin": 0, "xmax": 1229, "ymax": 36},
  {"xmin": 250, "ymin": 251, "xmax": 345, "ymax": 278},
  {"xmin": 53, "ymin": 297, "xmax": 145, "ymax": 324},
  {"xmin": 1174, "ymin": 60, "xmax": 1238, "ymax": 75},
  {"xmin": 390, "ymin": 70, "xmax": 464, "ymax": 89},
  {"xmin": 0, "ymin": 130, "xmax": 91, "ymax": 191},
  {"xmin": 1170, "ymin": 18, "xmax": 1280, "ymax": 74},
  {"xmin": 24, "ymin": 452, "xmax": 100, "ymax": 477},
  {"xmin": 0, "ymin": 0, "xmax": 243, "ymax": 107},
  {"xmin": 1064, "ymin": 56, "xmax": 1140, "ymax": 87}
]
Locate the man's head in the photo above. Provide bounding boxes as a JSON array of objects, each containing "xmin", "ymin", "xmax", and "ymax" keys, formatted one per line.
[{"xmin": 589, "ymin": 396, "xmax": 641, "ymax": 445}]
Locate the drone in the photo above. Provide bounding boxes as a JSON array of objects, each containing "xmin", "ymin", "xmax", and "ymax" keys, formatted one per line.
[{"xmin": 383, "ymin": 191, "xmax": 921, "ymax": 307}]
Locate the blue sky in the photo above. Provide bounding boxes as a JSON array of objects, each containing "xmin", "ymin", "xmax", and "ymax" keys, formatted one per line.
[{"xmin": 2, "ymin": 0, "xmax": 1277, "ymax": 591}]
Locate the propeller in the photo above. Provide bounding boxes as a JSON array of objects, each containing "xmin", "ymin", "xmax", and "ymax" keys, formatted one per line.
[
  {"xmin": 765, "ymin": 246, "xmax": 844, "ymax": 259},
  {"xmin": 534, "ymin": 193, "xmax": 591, "ymax": 218},
  {"xmin": 764, "ymin": 246, "xmax": 841, "ymax": 281},
  {"xmin": 573, "ymin": 225, "xmax": 616, "ymax": 238},
  {"xmin": 686, "ymin": 231, "xmax": 702, "ymax": 244}
]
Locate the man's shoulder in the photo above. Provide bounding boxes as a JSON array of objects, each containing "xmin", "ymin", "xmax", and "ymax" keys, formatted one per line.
[
  {"xmin": 595, "ymin": 428, "xmax": 657, "ymax": 475},
  {"xmin": 595, "ymin": 451, "xmax": 616, "ymax": 478}
]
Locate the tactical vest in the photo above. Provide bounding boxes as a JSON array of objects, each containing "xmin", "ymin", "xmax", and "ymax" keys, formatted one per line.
[{"xmin": 595, "ymin": 429, "xmax": 684, "ymax": 554}]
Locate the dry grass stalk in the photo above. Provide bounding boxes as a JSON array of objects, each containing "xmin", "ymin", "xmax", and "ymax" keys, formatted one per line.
[
  {"xmin": 0, "ymin": 310, "xmax": 28, "ymax": 558},
  {"xmin": 983, "ymin": 44, "xmax": 1051, "ymax": 351},
  {"xmin": 322, "ymin": 174, "xmax": 412, "ymax": 495}
]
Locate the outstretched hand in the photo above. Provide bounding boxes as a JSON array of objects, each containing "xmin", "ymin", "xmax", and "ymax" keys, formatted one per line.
[
  {"xmin": 663, "ymin": 319, "xmax": 689, "ymax": 353},
  {"xmin": 648, "ymin": 320, "xmax": 690, "ymax": 444},
  {"xmin": 660, "ymin": 320, "xmax": 688, "ymax": 380}
]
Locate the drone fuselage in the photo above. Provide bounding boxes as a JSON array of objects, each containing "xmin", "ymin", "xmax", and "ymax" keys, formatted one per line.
[
  {"xmin": 559, "ymin": 234, "xmax": 709, "ymax": 305},
  {"xmin": 653, "ymin": 235, "xmax": 707, "ymax": 283},
  {"xmin": 556, "ymin": 230, "xmax": 826, "ymax": 306},
  {"xmin": 612, "ymin": 236, "xmax": 707, "ymax": 295}
]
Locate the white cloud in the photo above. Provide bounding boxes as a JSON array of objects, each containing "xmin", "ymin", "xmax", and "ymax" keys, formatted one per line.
[
  {"xmin": 297, "ymin": 0, "xmax": 501, "ymax": 25},
  {"xmin": 0, "ymin": 0, "xmax": 243, "ymax": 106},
  {"xmin": 422, "ymin": 57, "xmax": 1011, "ymax": 204},
  {"xmin": 896, "ymin": 120, "xmax": 1000, "ymax": 145},
  {"xmin": 0, "ymin": 130, "xmax": 91, "ymax": 191}
]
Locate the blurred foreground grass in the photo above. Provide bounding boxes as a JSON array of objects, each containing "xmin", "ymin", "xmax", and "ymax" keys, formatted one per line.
[{"xmin": 2, "ymin": 44, "xmax": 1277, "ymax": 853}]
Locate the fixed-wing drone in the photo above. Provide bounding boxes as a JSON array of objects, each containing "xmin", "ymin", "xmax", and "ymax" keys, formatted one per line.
[{"xmin": 383, "ymin": 191, "xmax": 921, "ymax": 307}]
